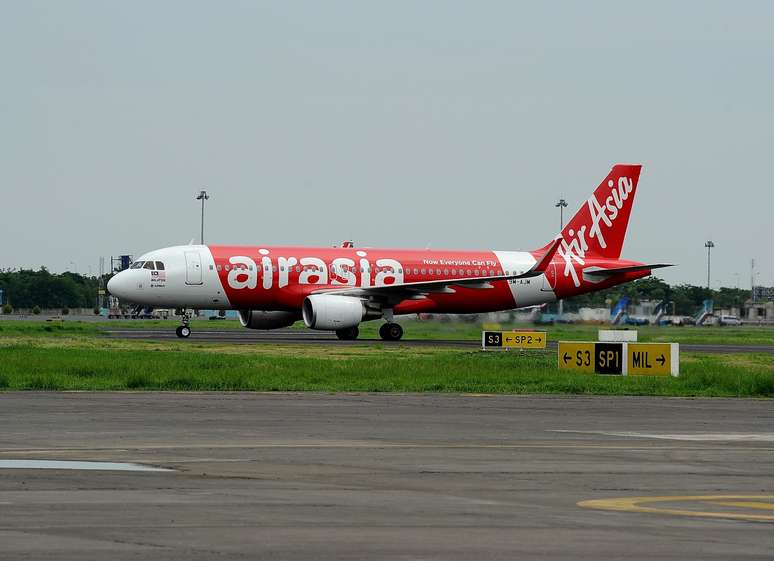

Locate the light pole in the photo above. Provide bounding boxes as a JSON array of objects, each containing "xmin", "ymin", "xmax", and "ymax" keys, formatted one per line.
[
  {"xmin": 555, "ymin": 199, "xmax": 568, "ymax": 318},
  {"xmin": 704, "ymin": 240, "xmax": 714, "ymax": 290},
  {"xmin": 555, "ymin": 199, "xmax": 568, "ymax": 232},
  {"xmin": 196, "ymin": 190, "xmax": 210, "ymax": 245},
  {"xmin": 69, "ymin": 261, "xmax": 78, "ymax": 274}
]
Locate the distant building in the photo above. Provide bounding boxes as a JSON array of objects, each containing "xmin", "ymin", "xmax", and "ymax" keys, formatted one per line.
[
  {"xmin": 745, "ymin": 286, "xmax": 774, "ymax": 323},
  {"xmin": 752, "ymin": 286, "xmax": 774, "ymax": 303}
]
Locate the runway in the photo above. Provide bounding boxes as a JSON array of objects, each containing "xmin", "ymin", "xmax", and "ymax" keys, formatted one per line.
[
  {"xmin": 105, "ymin": 327, "xmax": 774, "ymax": 354},
  {"xmin": 0, "ymin": 393, "xmax": 772, "ymax": 560}
]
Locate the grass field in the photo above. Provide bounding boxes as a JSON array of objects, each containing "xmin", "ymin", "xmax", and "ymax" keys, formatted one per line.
[
  {"xmin": 8, "ymin": 317, "xmax": 773, "ymax": 345},
  {"xmin": 0, "ymin": 321, "xmax": 773, "ymax": 396}
]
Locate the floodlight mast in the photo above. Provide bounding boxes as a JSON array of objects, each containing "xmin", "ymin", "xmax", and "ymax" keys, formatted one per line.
[
  {"xmin": 704, "ymin": 240, "xmax": 715, "ymax": 290},
  {"xmin": 196, "ymin": 190, "xmax": 210, "ymax": 245},
  {"xmin": 555, "ymin": 198, "xmax": 568, "ymax": 231}
]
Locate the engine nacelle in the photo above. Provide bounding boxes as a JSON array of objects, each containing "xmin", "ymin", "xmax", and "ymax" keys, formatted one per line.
[
  {"xmin": 302, "ymin": 294, "xmax": 364, "ymax": 330},
  {"xmin": 238, "ymin": 310, "xmax": 300, "ymax": 330}
]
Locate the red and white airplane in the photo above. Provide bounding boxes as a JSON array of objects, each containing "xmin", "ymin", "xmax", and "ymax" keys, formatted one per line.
[{"xmin": 107, "ymin": 164, "xmax": 670, "ymax": 340}]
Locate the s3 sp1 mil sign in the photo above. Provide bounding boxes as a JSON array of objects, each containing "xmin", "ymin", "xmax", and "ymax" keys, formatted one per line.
[{"xmin": 558, "ymin": 341, "xmax": 679, "ymax": 376}]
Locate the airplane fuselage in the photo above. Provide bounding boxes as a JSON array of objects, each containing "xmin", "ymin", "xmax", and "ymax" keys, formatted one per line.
[{"xmin": 109, "ymin": 243, "xmax": 648, "ymax": 315}]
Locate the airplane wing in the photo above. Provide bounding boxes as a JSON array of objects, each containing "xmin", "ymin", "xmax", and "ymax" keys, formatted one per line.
[{"xmin": 316, "ymin": 236, "xmax": 563, "ymax": 303}]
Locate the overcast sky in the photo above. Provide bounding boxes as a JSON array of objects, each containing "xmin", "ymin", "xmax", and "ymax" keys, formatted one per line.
[{"xmin": 1, "ymin": 1, "xmax": 772, "ymax": 288}]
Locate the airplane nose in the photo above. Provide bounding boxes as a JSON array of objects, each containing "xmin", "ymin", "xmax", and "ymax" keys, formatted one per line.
[{"xmin": 107, "ymin": 272, "xmax": 128, "ymax": 299}]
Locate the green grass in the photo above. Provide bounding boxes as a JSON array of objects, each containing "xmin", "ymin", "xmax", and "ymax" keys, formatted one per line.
[
  {"xmin": 4, "ymin": 318, "xmax": 774, "ymax": 346},
  {"xmin": 0, "ymin": 320, "xmax": 101, "ymax": 337},
  {"xmin": 0, "ymin": 342, "xmax": 772, "ymax": 396},
  {"xmin": 102, "ymin": 318, "xmax": 774, "ymax": 345},
  {"xmin": 0, "ymin": 319, "xmax": 772, "ymax": 396}
]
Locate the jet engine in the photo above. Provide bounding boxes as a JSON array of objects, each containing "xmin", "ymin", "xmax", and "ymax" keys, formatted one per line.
[
  {"xmin": 238, "ymin": 310, "xmax": 300, "ymax": 330},
  {"xmin": 302, "ymin": 294, "xmax": 365, "ymax": 330}
]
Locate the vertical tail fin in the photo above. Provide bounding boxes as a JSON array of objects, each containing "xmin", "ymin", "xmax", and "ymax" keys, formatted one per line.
[{"xmin": 561, "ymin": 164, "xmax": 642, "ymax": 259}]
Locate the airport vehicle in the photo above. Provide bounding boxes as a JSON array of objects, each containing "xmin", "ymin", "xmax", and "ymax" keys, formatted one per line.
[
  {"xmin": 107, "ymin": 164, "xmax": 671, "ymax": 340},
  {"xmin": 719, "ymin": 314, "xmax": 742, "ymax": 326}
]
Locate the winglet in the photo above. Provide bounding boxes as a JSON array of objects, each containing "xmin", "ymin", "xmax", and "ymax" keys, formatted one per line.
[{"xmin": 530, "ymin": 235, "xmax": 563, "ymax": 274}]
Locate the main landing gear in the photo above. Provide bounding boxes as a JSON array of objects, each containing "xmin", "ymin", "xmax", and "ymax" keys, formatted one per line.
[
  {"xmin": 335, "ymin": 326, "xmax": 359, "ymax": 340},
  {"xmin": 379, "ymin": 322, "xmax": 403, "ymax": 341},
  {"xmin": 175, "ymin": 310, "xmax": 193, "ymax": 338}
]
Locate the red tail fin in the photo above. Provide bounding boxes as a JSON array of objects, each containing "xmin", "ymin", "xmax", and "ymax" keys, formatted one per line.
[{"xmin": 560, "ymin": 164, "xmax": 642, "ymax": 259}]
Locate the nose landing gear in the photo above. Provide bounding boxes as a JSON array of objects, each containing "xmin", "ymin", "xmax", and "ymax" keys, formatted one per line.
[
  {"xmin": 379, "ymin": 322, "xmax": 403, "ymax": 341},
  {"xmin": 176, "ymin": 310, "xmax": 193, "ymax": 338}
]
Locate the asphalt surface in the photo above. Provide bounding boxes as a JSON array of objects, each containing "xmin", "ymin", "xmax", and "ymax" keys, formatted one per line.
[
  {"xmin": 105, "ymin": 327, "xmax": 774, "ymax": 353},
  {"xmin": 0, "ymin": 393, "xmax": 773, "ymax": 560}
]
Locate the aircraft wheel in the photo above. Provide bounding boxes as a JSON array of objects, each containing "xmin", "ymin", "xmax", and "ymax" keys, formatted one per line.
[
  {"xmin": 379, "ymin": 322, "xmax": 403, "ymax": 341},
  {"xmin": 335, "ymin": 326, "xmax": 359, "ymax": 340},
  {"xmin": 176, "ymin": 325, "xmax": 191, "ymax": 338}
]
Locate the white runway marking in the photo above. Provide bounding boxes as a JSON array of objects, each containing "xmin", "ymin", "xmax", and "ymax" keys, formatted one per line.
[
  {"xmin": 551, "ymin": 430, "xmax": 774, "ymax": 442},
  {"xmin": 0, "ymin": 460, "xmax": 172, "ymax": 472}
]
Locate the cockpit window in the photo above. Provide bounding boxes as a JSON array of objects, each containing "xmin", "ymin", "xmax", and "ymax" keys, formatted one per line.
[
  {"xmin": 130, "ymin": 261, "xmax": 144, "ymax": 269},
  {"xmin": 155, "ymin": 261, "xmax": 165, "ymax": 271},
  {"xmin": 143, "ymin": 261, "xmax": 155, "ymax": 270}
]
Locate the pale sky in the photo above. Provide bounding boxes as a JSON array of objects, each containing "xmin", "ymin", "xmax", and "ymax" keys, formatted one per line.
[{"xmin": 1, "ymin": 1, "xmax": 772, "ymax": 288}]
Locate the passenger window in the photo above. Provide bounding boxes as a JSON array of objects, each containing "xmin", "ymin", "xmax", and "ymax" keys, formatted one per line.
[
  {"xmin": 143, "ymin": 261, "xmax": 155, "ymax": 270},
  {"xmin": 155, "ymin": 261, "xmax": 165, "ymax": 270}
]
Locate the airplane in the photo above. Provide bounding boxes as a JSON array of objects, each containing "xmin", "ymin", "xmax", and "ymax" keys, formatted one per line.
[{"xmin": 107, "ymin": 164, "xmax": 671, "ymax": 341}]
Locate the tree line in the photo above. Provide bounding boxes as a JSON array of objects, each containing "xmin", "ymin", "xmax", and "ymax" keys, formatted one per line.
[
  {"xmin": 0, "ymin": 268, "xmax": 102, "ymax": 310},
  {"xmin": 0, "ymin": 267, "xmax": 752, "ymax": 314},
  {"xmin": 564, "ymin": 276, "xmax": 750, "ymax": 315}
]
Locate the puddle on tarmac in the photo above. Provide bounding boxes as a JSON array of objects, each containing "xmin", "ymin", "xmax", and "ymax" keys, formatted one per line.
[{"xmin": 0, "ymin": 460, "xmax": 172, "ymax": 472}]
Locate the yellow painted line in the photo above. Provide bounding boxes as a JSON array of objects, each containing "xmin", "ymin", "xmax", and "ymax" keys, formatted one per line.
[
  {"xmin": 578, "ymin": 495, "xmax": 774, "ymax": 522},
  {"xmin": 708, "ymin": 500, "xmax": 774, "ymax": 510}
]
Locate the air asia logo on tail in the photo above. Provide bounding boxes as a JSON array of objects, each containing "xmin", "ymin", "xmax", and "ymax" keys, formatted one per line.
[
  {"xmin": 557, "ymin": 166, "xmax": 640, "ymax": 287},
  {"xmin": 587, "ymin": 176, "xmax": 634, "ymax": 251}
]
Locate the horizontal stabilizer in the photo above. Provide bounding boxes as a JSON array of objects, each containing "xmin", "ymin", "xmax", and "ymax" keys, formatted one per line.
[{"xmin": 583, "ymin": 263, "xmax": 673, "ymax": 280}]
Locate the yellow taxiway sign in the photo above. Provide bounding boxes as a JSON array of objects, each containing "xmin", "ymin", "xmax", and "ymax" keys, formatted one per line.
[
  {"xmin": 628, "ymin": 343, "xmax": 677, "ymax": 376},
  {"xmin": 482, "ymin": 331, "xmax": 547, "ymax": 350}
]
